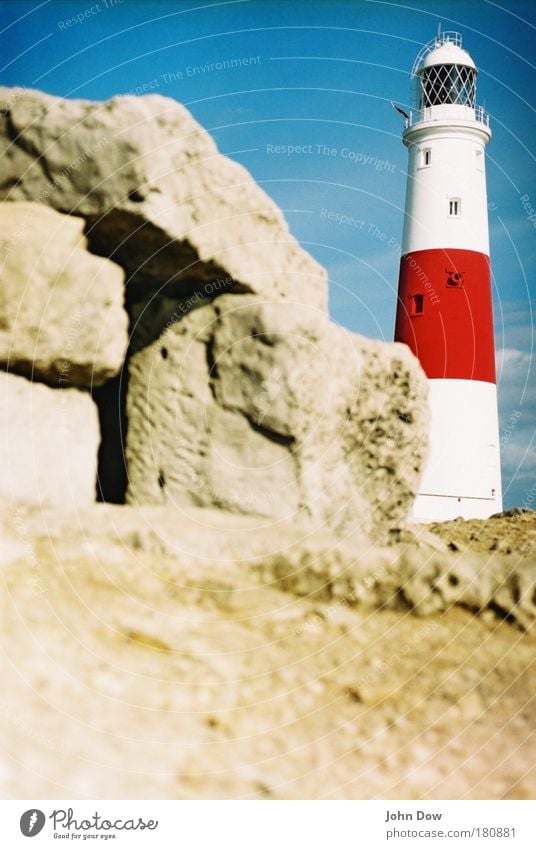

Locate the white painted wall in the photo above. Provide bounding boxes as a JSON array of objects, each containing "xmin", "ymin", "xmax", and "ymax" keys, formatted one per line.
[
  {"xmin": 412, "ymin": 378, "xmax": 502, "ymax": 521},
  {"xmin": 402, "ymin": 116, "xmax": 491, "ymax": 256},
  {"xmin": 399, "ymin": 99, "xmax": 502, "ymax": 521}
]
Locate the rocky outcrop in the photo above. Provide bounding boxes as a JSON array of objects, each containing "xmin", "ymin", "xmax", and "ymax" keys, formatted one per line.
[
  {"xmin": 0, "ymin": 86, "xmax": 337, "ymax": 509},
  {"xmin": 0, "ymin": 85, "xmax": 533, "ymax": 805},
  {"xmin": 0, "ymin": 87, "xmax": 430, "ymax": 525},
  {"xmin": 0, "ymin": 502, "xmax": 534, "ymax": 799},
  {"xmin": 0, "ymin": 203, "xmax": 128, "ymax": 386},
  {"xmin": 126, "ymin": 296, "xmax": 429, "ymax": 537},
  {"xmin": 0, "ymin": 87, "xmax": 327, "ymax": 311},
  {"xmin": 0, "ymin": 371, "xmax": 99, "ymax": 505},
  {"xmin": 261, "ymin": 526, "xmax": 536, "ymax": 631}
]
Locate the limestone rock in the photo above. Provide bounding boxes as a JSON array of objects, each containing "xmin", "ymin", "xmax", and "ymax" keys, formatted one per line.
[
  {"xmin": 429, "ymin": 510, "xmax": 536, "ymax": 556},
  {"xmin": 0, "ymin": 371, "xmax": 99, "ymax": 505},
  {"xmin": 0, "ymin": 87, "xmax": 327, "ymax": 310},
  {"xmin": 238, "ymin": 506, "xmax": 535, "ymax": 632},
  {"xmin": 0, "ymin": 502, "xmax": 534, "ymax": 799},
  {"xmin": 126, "ymin": 295, "xmax": 429, "ymax": 538},
  {"xmin": 0, "ymin": 202, "xmax": 128, "ymax": 386}
]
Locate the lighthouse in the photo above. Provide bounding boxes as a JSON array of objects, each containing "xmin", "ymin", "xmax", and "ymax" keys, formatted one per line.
[{"xmin": 394, "ymin": 32, "xmax": 502, "ymax": 521}]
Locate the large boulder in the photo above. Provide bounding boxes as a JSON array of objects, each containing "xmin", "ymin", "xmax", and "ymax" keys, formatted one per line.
[
  {"xmin": 0, "ymin": 371, "xmax": 99, "ymax": 505},
  {"xmin": 0, "ymin": 87, "xmax": 428, "ymax": 527},
  {"xmin": 126, "ymin": 296, "xmax": 429, "ymax": 538},
  {"xmin": 0, "ymin": 87, "xmax": 327, "ymax": 311},
  {"xmin": 0, "ymin": 202, "xmax": 128, "ymax": 386}
]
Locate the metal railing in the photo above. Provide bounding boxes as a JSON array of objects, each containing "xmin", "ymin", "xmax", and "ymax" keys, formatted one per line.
[
  {"xmin": 410, "ymin": 31, "xmax": 464, "ymax": 78},
  {"xmin": 405, "ymin": 104, "xmax": 490, "ymax": 128},
  {"xmin": 475, "ymin": 105, "xmax": 490, "ymax": 125}
]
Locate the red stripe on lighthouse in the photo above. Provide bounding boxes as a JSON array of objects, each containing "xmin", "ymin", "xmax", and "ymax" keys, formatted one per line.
[{"xmin": 394, "ymin": 248, "xmax": 496, "ymax": 383}]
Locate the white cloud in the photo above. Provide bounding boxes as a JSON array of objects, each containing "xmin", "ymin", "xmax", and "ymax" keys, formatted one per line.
[
  {"xmin": 494, "ymin": 300, "xmax": 534, "ymax": 352},
  {"xmin": 497, "ymin": 347, "xmax": 536, "ymax": 508}
]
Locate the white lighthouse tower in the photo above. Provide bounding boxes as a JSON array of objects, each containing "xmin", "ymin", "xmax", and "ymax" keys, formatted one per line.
[{"xmin": 394, "ymin": 32, "xmax": 502, "ymax": 521}]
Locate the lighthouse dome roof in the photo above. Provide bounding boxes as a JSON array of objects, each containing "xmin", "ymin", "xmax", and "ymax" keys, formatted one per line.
[{"xmin": 419, "ymin": 39, "xmax": 476, "ymax": 72}]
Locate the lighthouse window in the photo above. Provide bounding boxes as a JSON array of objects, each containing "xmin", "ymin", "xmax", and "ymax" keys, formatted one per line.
[
  {"xmin": 411, "ymin": 294, "xmax": 424, "ymax": 315},
  {"xmin": 422, "ymin": 148, "xmax": 432, "ymax": 166},
  {"xmin": 420, "ymin": 64, "xmax": 476, "ymax": 108},
  {"xmin": 449, "ymin": 198, "xmax": 461, "ymax": 216}
]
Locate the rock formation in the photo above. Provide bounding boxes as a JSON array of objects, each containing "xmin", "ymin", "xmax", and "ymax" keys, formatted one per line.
[
  {"xmin": 0, "ymin": 202, "xmax": 128, "ymax": 386},
  {"xmin": 0, "ymin": 371, "xmax": 99, "ymax": 505},
  {"xmin": 127, "ymin": 295, "xmax": 428, "ymax": 537},
  {"xmin": 0, "ymin": 201, "xmax": 127, "ymax": 504},
  {"xmin": 0, "ymin": 87, "xmax": 327, "ymax": 310},
  {"xmin": 0, "ymin": 503, "xmax": 534, "ymax": 799},
  {"xmin": 0, "ymin": 87, "xmax": 428, "ymax": 528}
]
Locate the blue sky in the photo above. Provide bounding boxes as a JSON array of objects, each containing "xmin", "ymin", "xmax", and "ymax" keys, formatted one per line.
[{"xmin": 1, "ymin": 0, "xmax": 534, "ymax": 509}]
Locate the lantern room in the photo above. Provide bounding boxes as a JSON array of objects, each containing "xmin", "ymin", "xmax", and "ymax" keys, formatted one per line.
[{"xmin": 412, "ymin": 32, "xmax": 478, "ymax": 110}]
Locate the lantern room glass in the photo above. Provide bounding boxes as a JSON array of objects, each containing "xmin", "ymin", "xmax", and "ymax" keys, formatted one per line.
[{"xmin": 419, "ymin": 64, "xmax": 477, "ymax": 108}]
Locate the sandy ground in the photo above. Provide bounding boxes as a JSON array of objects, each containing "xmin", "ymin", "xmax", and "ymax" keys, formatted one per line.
[{"xmin": 1, "ymin": 505, "xmax": 534, "ymax": 799}]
